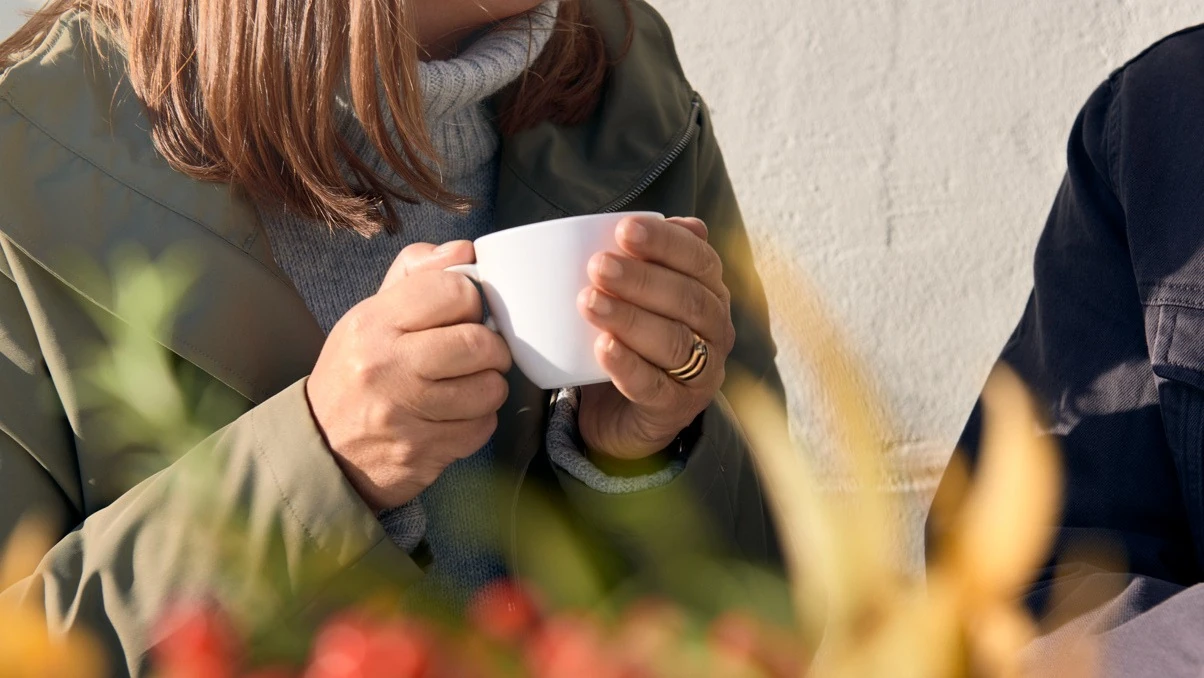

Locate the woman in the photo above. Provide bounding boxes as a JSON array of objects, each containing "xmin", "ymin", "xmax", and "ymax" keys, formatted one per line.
[
  {"xmin": 928, "ymin": 24, "xmax": 1204, "ymax": 675},
  {"xmin": 0, "ymin": 0, "xmax": 783, "ymax": 674}
]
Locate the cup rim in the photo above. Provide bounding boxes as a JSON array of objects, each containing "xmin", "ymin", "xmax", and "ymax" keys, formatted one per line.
[{"xmin": 474, "ymin": 211, "xmax": 665, "ymax": 248}]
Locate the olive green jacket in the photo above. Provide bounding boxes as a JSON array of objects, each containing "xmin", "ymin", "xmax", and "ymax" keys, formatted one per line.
[{"xmin": 0, "ymin": 1, "xmax": 782, "ymax": 674}]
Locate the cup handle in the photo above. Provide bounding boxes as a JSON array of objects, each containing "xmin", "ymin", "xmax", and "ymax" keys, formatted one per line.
[{"xmin": 445, "ymin": 264, "xmax": 498, "ymax": 332}]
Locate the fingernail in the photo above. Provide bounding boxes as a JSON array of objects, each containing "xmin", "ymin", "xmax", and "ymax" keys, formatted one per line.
[
  {"xmin": 590, "ymin": 290, "xmax": 613, "ymax": 315},
  {"xmin": 623, "ymin": 220, "xmax": 648, "ymax": 244},
  {"xmin": 435, "ymin": 242, "xmax": 455, "ymax": 253},
  {"xmin": 598, "ymin": 255, "xmax": 623, "ymax": 279}
]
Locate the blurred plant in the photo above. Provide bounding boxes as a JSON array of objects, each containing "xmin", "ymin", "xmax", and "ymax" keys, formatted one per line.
[
  {"xmin": 724, "ymin": 254, "xmax": 1071, "ymax": 678},
  {"xmin": 1, "ymin": 244, "xmax": 1083, "ymax": 678},
  {"xmin": 0, "ymin": 519, "xmax": 106, "ymax": 678}
]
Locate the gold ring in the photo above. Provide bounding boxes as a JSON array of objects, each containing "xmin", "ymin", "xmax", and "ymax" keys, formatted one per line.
[{"xmin": 667, "ymin": 333, "xmax": 709, "ymax": 383}]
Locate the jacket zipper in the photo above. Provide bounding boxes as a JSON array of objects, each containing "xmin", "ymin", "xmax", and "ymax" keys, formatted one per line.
[
  {"xmin": 508, "ymin": 96, "xmax": 704, "ymax": 568},
  {"xmin": 599, "ymin": 96, "xmax": 703, "ymax": 214}
]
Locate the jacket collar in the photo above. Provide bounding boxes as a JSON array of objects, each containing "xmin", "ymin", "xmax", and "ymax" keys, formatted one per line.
[{"xmin": 0, "ymin": 2, "xmax": 693, "ymax": 461}]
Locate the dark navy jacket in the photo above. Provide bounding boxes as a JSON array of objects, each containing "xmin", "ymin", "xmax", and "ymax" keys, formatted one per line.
[{"xmin": 929, "ymin": 25, "xmax": 1204, "ymax": 674}]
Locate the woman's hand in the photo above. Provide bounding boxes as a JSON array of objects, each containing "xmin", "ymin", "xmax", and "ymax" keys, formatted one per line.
[
  {"xmin": 307, "ymin": 242, "xmax": 512, "ymax": 512},
  {"xmin": 576, "ymin": 215, "xmax": 736, "ymax": 461}
]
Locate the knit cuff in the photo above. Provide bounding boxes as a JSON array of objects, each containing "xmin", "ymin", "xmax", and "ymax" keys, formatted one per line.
[
  {"xmin": 378, "ymin": 500, "xmax": 428, "ymax": 554},
  {"xmin": 546, "ymin": 388, "xmax": 687, "ymax": 495}
]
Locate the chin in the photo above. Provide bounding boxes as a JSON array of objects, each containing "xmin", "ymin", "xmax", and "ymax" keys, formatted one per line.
[{"xmin": 482, "ymin": 0, "xmax": 549, "ymax": 19}]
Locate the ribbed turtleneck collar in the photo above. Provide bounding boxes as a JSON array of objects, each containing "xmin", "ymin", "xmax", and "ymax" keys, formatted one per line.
[
  {"xmin": 417, "ymin": 0, "xmax": 560, "ymax": 179},
  {"xmin": 419, "ymin": 1, "xmax": 561, "ymax": 122},
  {"xmin": 336, "ymin": 1, "xmax": 561, "ymax": 184}
]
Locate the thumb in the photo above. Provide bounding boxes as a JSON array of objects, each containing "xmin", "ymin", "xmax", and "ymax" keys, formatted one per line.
[{"xmin": 379, "ymin": 240, "xmax": 475, "ymax": 291}]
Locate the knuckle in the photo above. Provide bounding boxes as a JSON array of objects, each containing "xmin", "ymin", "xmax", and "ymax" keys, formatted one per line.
[
  {"xmin": 392, "ymin": 243, "xmax": 432, "ymax": 273},
  {"xmin": 397, "ymin": 242, "xmax": 426, "ymax": 262},
  {"xmin": 340, "ymin": 304, "xmax": 374, "ymax": 337},
  {"xmin": 642, "ymin": 371, "xmax": 670, "ymax": 404},
  {"xmin": 628, "ymin": 261, "xmax": 653, "ymax": 295},
  {"xmin": 617, "ymin": 300, "xmax": 641, "ymax": 336},
  {"xmin": 457, "ymin": 323, "xmax": 490, "ymax": 356},
  {"xmin": 347, "ymin": 356, "xmax": 375, "ymax": 384},
  {"xmin": 684, "ymin": 288, "xmax": 709, "ymax": 325},
  {"xmin": 467, "ymin": 414, "xmax": 499, "ymax": 451},
  {"xmin": 676, "ymin": 324, "xmax": 696, "ymax": 365},
  {"xmin": 697, "ymin": 250, "xmax": 722, "ymax": 281},
  {"xmin": 483, "ymin": 371, "xmax": 510, "ymax": 409},
  {"xmin": 407, "ymin": 383, "xmax": 440, "ymax": 421}
]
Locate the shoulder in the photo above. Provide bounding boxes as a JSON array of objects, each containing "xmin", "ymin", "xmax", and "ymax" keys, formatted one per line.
[
  {"xmin": 1067, "ymin": 25, "xmax": 1204, "ymax": 203},
  {"xmin": 1102, "ymin": 24, "xmax": 1204, "ymax": 153},
  {"xmin": 588, "ymin": 0, "xmax": 691, "ymax": 88},
  {"xmin": 1116, "ymin": 23, "xmax": 1204, "ymax": 81},
  {"xmin": 0, "ymin": 11, "xmax": 124, "ymax": 198}
]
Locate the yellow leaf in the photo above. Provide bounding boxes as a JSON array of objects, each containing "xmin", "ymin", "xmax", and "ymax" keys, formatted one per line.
[{"xmin": 949, "ymin": 367, "xmax": 1062, "ymax": 600}]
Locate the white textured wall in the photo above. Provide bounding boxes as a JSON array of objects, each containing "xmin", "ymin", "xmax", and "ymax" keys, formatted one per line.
[
  {"xmin": 2, "ymin": 1, "xmax": 1202, "ymax": 571},
  {"xmin": 653, "ymin": 0, "xmax": 1203, "ymax": 572}
]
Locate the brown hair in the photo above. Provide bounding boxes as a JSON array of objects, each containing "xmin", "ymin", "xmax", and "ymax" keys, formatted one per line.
[{"xmin": 0, "ymin": 0, "xmax": 631, "ymax": 236}]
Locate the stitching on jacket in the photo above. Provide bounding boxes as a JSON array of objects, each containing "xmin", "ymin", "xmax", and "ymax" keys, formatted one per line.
[
  {"xmin": 1142, "ymin": 281, "xmax": 1204, "ymax": 294},
  {"xmin": 497, "ymin": 0, "xmax": 697, "ymax": 217},
  {"xmin": 1150, "ymin": 305, "xmax": 1204, "ymax": 377},
  {"xmin": 1144, "ymin": 296, "xmax": 1204, "ymax": 310},
  {"xmin": 0, "ymin": 217, "xmax": 265, "ymax": 402},
  {"xmin": 0, "ymin": 95, "xmax": 293, "ymax": 290},
  {"xmin": 501, "ymin": 94, "xmax": 699, "ymax": 217},
  {"xmin": 248, "ymin": 405, "xmax": 322, "ymax": 547},
  {"xmin": 1103, "ymin": 74, "xmax": 1123, "ymax": 195}
]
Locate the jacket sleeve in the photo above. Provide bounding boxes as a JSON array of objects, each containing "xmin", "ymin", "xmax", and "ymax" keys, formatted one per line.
[
  {"xmin": 0, "ymin": 265, "xmax": 422, "ymax": 677},
  {"xmin": 927, "ymin": 66, "xmax": 1203, "ymax": 638},
  {"xmin": 548, "ymin": 97, "xmax": 783, "ymax": 568}
]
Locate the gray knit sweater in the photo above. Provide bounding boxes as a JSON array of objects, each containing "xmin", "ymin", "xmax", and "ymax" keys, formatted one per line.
[{"xmin": 257, "ymin": 1, "xmax": 684, "ymax": 604}]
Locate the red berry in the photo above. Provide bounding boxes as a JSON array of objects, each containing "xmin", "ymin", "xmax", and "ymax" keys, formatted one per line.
[
  {"xmin": 153, "ymin": 602, "xmax": 240, "ymax": 678},
  {"xmin": 708, "ymin": 612, "xmax": 762, "ymax": 663},
  {"xmin": 244, "ymin": 667, "xmax": 298, "ymax": 678},
  {"xmin": 526, "ymin": 616, "xmax": 620, "ymax": 678},
  {"xmin": 305, "ymin": 614, "xmax": 432, "ymax": 678},
  {"xmin": 467, "ymin": 580, "xmax": 542, "ymax": 644}
]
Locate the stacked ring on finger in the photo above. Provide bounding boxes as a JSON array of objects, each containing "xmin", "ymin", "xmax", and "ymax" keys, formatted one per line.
[{"xmin": 667, "ymin": 333, "xmax": 709, "ymax": 383}]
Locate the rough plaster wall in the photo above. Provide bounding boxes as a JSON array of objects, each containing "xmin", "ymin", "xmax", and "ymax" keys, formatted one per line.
[
  {"xmin": 653, "ymin": 0, "xmax": 1204, "ymax": 573},
  {"xmin": 2, "ymin": 1, "xmax": 1202, "ymax": 572}
]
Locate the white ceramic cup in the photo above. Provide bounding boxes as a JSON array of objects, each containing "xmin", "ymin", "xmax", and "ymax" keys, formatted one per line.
[{"xmin": 446, "ymin": 211, "xmax": 664, "ymax": 390}]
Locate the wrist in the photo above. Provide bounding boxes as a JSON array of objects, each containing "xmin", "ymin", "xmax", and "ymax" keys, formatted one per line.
[
  {"xmin": 587, "ymin": 443, "xmax": 677, "ymax": 477},
  {"xmin": 587, "ymin": 416, "xmax": 702, "ymax": 477}
]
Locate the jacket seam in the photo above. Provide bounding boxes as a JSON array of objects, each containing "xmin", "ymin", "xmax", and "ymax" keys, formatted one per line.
[
  {"xmin": 497, "ymin": 1, "xmax": 696, "ymax": 216},
  {"xmin": 0, "ymin": 94, "xmax": 293, "ymax": 290},
  {"xmin": 1143, "ymin": 296, "xmax": 1204, "ymax": 311},
  {"xmin": 634, "ymin": 0, "xmax": 692, "ymax": 92},
  {"xmin": 497, "ymin": 161, "xmax": 573, "ymax": 217},
  {"xmin": 248, "ymin": 405, "xmax": 326, "ymax": 550},
  {"xmin": 0, "ymin": 418, "xmax": 84, "ymax": 518},
  {"xmin": 0, "ymin": 223, "xmax": 267, "ymax": 403},
  {"xmin": 499, "ymin": 90, "xmax": 700, "ymax": 217},
  {"xmin": 1102, "ymin": 73, "xmax": 1123, "ymax": 195},
  {"xmin": 1142, "ymin": 281, "xmax": 1204, "ymax": 293}
]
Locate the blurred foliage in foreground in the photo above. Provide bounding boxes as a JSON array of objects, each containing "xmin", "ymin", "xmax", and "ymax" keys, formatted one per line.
[{"xmin": 0, "ymin": 244, "xmax": 1091, "ymax": 678}]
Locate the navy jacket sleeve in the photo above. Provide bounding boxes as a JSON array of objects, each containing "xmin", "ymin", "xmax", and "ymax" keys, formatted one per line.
[{"xmin": 929, "ymin": 27, "xmax": 1204, "ymax": 656}]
